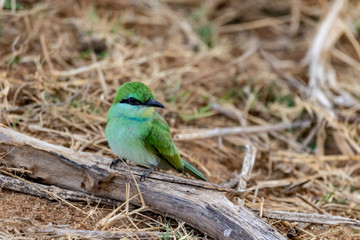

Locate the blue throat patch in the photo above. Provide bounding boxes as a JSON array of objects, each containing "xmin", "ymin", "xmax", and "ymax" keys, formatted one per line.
[
  {"xmin": 114, "ymin": 111, "xmax": 151, "ymax": 122},
  {"xmin": 122, "ymin": 115, "xmax": 151, "ymax": 122}
]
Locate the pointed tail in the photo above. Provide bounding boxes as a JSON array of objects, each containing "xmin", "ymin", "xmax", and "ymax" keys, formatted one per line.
[{"xmin": 183, "ymin": 160, "xmax": 207, "ymax": 181}]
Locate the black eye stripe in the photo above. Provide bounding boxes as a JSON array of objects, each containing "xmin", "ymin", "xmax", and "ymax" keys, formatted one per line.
[{"xmin": 120, "ymin": 97, "xmax": 143, "ymax": 106}]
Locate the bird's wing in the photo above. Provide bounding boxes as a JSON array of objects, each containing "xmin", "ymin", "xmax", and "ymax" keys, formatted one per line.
[{"xmin": 144, "ymin": 112, "xmax": 183, "ymax": 172}]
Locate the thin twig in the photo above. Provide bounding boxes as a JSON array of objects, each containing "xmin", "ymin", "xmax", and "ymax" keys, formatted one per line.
[
  {"xmin": 261, "ymin": 210, "xmax": 360, "ymax": 227},
  {"xmin": 219, "ymin": 15, "xmax": 291, "ymax": 33},
  {"xmin": 174, "ymin": 120, "xmax": 311, "ymax": 141},
  {"xmin": 238, "ymin": 145, "xmax": 257, "ymax": 192}
]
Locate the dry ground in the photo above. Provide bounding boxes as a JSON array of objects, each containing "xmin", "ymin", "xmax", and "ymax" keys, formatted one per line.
[{"xmin": 0, "ymin": 0, "xmax": 360, "ymax": 239}]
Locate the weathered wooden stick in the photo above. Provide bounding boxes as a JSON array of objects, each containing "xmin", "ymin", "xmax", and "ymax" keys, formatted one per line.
[
  {"xmin": 238, "ymin": 144, "xmax": 257, "ymax": 192},
  {"xmin": 173, "ymin": 120, "xmax": 311, "ymax": 141},
  {"xmin": 0, "ymin": 174, "xmax": 119, "ymax": 206},
  {"xmin": 0, "ymin": 126, "xmax": 285, "ymax": 240},
  {"xmin": 261, "ymin": 210, "xmax": 360, "ymax": 227},
  {"xmin": 30, "ymin": 227, "xmax": 164, "ymax": 239}
]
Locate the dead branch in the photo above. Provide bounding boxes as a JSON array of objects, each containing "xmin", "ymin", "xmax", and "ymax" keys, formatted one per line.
[
  {"xmin": 0, "ymin": 126, "xmax": 285, "ymax": 240},
  {"xmin": 0, "ymin": 174, "xmax": 119, "ymax": 206},
  {"xmin": 173, "ymin": 120, "xmax": 311, "ymax": 141},
  {"xmin": 238, "ymin": 145, "xmax": 257, "ymax": 192},
  {"xmin": 262, "ymin": 210, "xmax": 360, "ymax": 228},
  {"xmin": 30, "ymin": 227, "xmax": 164, "ymax": 239}
]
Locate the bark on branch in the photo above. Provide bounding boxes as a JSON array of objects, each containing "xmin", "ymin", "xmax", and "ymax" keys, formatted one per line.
[
  {"xmin": 0, "ymin": 126, "xmax": 285, "ymax": 240},
  {"xmin": 29, "ymin": 227, "xmax": 165, "ymax": 239}
]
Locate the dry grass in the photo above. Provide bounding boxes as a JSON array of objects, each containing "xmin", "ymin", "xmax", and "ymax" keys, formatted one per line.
[{"xmin": 0, "ymin": 0, "xmax": 360, "ymax": 239}]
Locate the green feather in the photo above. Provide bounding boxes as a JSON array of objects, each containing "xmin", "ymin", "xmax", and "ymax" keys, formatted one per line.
[
  {"xmin": 183, "ymin": 160, "xmax": 207, "ymax": 181},
  {"xmin": 145, "ymin": 112, "xmax": 207, "ymax": 181},
  {"xmin": 145, "ymin": 112, "xmax": 183, "ymax": 172},
  {"xmin": 113, "ymin": 82, "xmax": 154, "ymax": 104}
]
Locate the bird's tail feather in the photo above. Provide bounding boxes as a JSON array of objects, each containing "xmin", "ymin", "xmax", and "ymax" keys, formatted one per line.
[{"xmin": 183, "ymin": 160, "xmax": 207, "ymax": 181}]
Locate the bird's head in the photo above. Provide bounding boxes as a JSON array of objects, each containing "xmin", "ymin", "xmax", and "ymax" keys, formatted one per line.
[
  {"xmin": 113, "ymin": 82, "xmax": 165, "ymax": 109},
  {"xmin": 109, "ymin": 82, "xmax": 165, "ymax": 120}
]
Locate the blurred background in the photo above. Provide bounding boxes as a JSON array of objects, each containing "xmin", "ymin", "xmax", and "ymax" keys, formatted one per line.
[{"xmin": 0, "ymin": 0, "xmax": 360, "ymax": 239}]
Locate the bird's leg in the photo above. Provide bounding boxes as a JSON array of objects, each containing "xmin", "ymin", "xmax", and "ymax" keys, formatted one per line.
[
  {"xmin": 110, "ymin": 158, "xmax": 119, "ymax": 168},
  {"xmin": 110, "ymin": 158, "xmax": 127, "ymax": 168},
  {"xmin": 140, "ymin": 165, "xmax": 156, "ymax": 182}
]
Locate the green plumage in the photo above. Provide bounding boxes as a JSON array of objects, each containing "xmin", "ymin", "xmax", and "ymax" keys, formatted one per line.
[
  {"xmin": 144, "ymin": 112, "xmax": 183, "ymax": 171},
  {"xmin": 183, "ymin": 160, "xmax": 207, "ymax": 181},
  {"xmin": 105, "ymin": 82, "xmax": 207, "ymax": 181},
  {"xmin": 113, "ymin": 82, "xmax": 155, "ymax": 104}
]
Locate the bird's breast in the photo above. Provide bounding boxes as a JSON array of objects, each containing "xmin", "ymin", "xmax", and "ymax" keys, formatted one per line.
[{"xmin": 105, "ymin": 117, "xmax": 159, "ymax": 166}]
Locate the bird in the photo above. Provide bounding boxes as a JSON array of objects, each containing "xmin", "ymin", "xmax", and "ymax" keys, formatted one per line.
[{"xmin": 105, "ymin": 82, "xmax": 207, "ymax": 181}]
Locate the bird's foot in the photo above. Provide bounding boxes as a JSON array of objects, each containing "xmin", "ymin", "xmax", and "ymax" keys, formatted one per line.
[
  {"xmin": 110, "ymin": 158, "xmax": 119, "ymax": 168},
  {"xmin": 110, "ymin": 158, "xmax": 127, "ymax": 168},
  {"xmin": 140, "ymin": 165, "xmax": 156, "ymax": 182}
]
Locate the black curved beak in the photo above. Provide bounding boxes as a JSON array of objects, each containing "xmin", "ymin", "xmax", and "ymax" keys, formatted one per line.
[{"xmin": 144, "ymin": 99, "xmax": 165, "ymax": 108}]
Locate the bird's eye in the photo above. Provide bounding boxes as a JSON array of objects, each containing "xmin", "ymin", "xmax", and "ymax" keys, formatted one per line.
[{"xmin": 129, "ymin": 97, "xmax": 135, "ymax": 103}]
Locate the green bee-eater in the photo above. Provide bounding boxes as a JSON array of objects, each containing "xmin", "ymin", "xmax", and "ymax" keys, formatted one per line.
[{"xmin": 105, "ymin": 82, "xmax": 207, "ymax": 181}]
